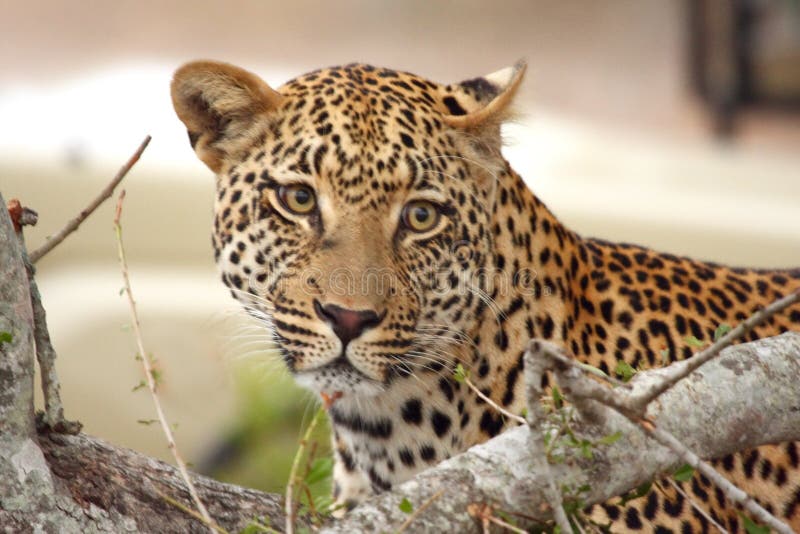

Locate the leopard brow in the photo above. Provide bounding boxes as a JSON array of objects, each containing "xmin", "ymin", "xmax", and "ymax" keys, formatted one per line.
[{"xmin": 408, "ymin": 178, "xmax": 446, "ymax": 201}]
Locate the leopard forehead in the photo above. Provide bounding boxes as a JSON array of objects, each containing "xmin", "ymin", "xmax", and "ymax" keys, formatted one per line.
[{"xmin": 225, "ymin": 63, "xmax": 498, "ymax": 211}]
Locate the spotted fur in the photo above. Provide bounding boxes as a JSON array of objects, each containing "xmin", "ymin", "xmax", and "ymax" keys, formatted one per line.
[{"xmin": 172, "ymin": 60, "xmax": 800, "ymax": 532}]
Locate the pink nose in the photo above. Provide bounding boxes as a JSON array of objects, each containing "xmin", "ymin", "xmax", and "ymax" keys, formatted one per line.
[{"xmin": 314, "ymin": 300, "xmax": 383, "ymax": 347}]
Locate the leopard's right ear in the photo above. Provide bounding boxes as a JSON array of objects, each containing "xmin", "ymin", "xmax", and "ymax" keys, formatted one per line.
[{"xmin": 171, "ymin": 61, "xmax": 284, "ymax": 173}]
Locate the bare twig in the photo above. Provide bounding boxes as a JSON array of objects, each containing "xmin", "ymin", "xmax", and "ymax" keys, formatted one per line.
[
  {"xmin": 527, "ymin": 339, "xmax": 795, "ymax": 534},
  {"xmin": 300, "ymin": 441, "xmax": 321, "ymax": 522},
  {"xmin": 30, "ymin": 135, "xmax": 151, "ymax": 263},
  {"xmin": 523, "ymin": 347, "xmax": 573, "ymax": 534},
  {"xmin": 659, "ymin": 479, "xmax": 728, "ymax": 534},
  {"xmin": 395, "ymin": 489, "xmax": 446, "ymax": 533},
  {"xmin": 113, "ymin": 191, "xmax": 215, "ymax": 531},
  {"xmin": 467, "ymin": 503, "xmax": 528, "ymax": 534},
  {"xmin": 154, "ymin": 488, "xmax": 230, "ymax": 534},
  {"xmin": 628, "ymin": 288, "xmax": 800, "ymax": 412},
  {"xmin": 463, "ymin": 376, "xmax": 527, "ymax": 425},
  {"xmin": 285, "ymin": 406, "xmax": 325, "ymax": 534},
  {"xmin": 487, "ymin": 513, "xmax": 528, "ymax": 533}
]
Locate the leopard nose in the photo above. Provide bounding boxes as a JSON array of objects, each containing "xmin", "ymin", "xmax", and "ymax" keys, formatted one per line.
[{"xmin": 314, "ymin": 300, "xmax": 384, "ymax": 347}]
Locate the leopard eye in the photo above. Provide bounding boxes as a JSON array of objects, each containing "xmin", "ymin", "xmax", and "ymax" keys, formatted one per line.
[
  {"xmin": 401, "ymin": 200, "xmax": 440, "ymax": 233},
  {"xmin": 278, "ymin": 184, "xmax": 316, "ymax": 215}
]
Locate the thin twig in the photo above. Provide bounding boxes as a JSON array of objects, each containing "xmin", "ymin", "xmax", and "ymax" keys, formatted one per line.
[
  {"xmin": 486, "ymin": 513, "xmax": 528, "ymax": 534},
  {"xmin": 658, "ymin": 479, "xmax": 728, "ymax": 534},
  {"xmin": 114, "ymin": 191, "xmax": 215, "ymax": 532},
  {"xmin": 154, "ymin": 488, "xmax": 230, "ymax": 534},
  {"xmin": 464, "ymin": 376, "xmax": 527, "ymax": 425},
  {"xmin": 395, "ymin": 489, "xmax": 446, "ymax": 533},
  {"xmin": 285, "ymin": 406, "xmax": 325, "ymax": 534},
  {"xmin": 301, "ymin": 441, "xmax": 320, "ymax": 522},
  {"xmin": 30, "ymin": 135, "xmax": 151, "ymax": 263},
  {"xmin": 629, "ymin": 288, "xmax": 800, "ymax": 412}
]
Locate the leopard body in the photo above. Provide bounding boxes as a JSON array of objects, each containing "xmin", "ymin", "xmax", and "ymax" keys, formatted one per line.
[{"xmin": 171, "ymin": 60, "xmax": 800, "ymax": 532}]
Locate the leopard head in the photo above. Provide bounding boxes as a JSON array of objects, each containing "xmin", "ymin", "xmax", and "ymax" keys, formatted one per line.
[{"xmin": 171, "ymin": 60, "xmax": 525, "ymax": 397}]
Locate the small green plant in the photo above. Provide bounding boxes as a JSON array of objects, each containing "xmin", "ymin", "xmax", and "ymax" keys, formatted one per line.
[
  {"xmin": 453, "ymin": 363, "xmax": 469, "ymax": 383},
  {"xmin": 398, "ymin": 497, "xmax": 414, "ymax": 514},
  {"xmin": 684, "ymin": 336, "xmax": 704, "ymax": 349},
  {"xmin": 136, "ymin": 419, "xmax": 158, "ymax": 426},
  {"xmin": 551, "ymin": 385, "xmax": 564, "ymax": 409},
  {"xmin": 596, "ymin": 431, "xmax": 623, "ymax": 446},
  {"xmin": 739, "ymin": 512, "xmax": 769, "ymax": 534},
  {"xmin": 0, "ymin": 331, "xmax": 12, "ymax": 346},
  {"xmin": 238, "ymin": 515, "xmax": 279, "ymax": 534},
  {"xmin": 672, "ymin": 463, "xmax": 694, "ymax": 482},
  {"xmin": 617, "ymin": 481, "xmax": 652, "ymax": 506},
  {"xmin": 614, "ymin": 361, "xmax": 636, "ymax": 382},
  {"xmin": 714, "ymin": 323, "xmax": 732, "ymax": 341}
]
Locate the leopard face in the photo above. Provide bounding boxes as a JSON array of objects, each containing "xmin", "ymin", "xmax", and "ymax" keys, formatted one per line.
[
  {"xmin": 172, "ymin": 60, "xmax": 800, "ymax": 530},
  {"xmin": 172, "ymin": 61, "xmax": 519, "ymax": 398}
]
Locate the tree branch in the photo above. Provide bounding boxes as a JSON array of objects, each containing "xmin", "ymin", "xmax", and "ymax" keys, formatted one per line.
[
  {"xmin": 322, "ymin": 333, "xmax": 800, "ymax": 533},
  {"xmin": 28, "ymin": 135, "xmax": 151, "ymax": 264}
]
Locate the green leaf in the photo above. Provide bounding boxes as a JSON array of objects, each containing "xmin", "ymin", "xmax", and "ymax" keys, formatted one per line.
[
  {"xmin": 398, "ymin": 497, "xmax": 413, "ymax": 514},
  {"xmin": 714, "ymin": 323, "xmax": 732, "ymax": 341},
  {"xmin": 614, "ymin": 361, "xmax": 636, "ymax": 382},
  {"xmin": 305, "ymin": 457, "xmax": 333, "ymax": 485},
  {"xmin": 673, "ymin": 463, "xmax": 694, "ymax": 482},
  {"xmin": 739, "ymin": 513, "xmax": 769, "ymax": 534},
  {"xmin": 576, "ymin": 361, "xmax": 609, "ymax": 379},
  {"xmin": 552, "ymin": 385, "xmax": 564, "ymax": 409},
  {"xmin": 618, "ymin": 481, "xmax": 652, "ymax": 505},
  {"xmin": 684, "ymin": 336, "xmax": 704, "ymax": 348},
  {"xmin": 453, "ymin": 363, "xmax": 469, "ymax": 383},
  {"xmin": 519, "ymin": 407, "xmax": 528, "ymax": 419},
  {"xmin": 131, "ymin": 380, "xmax": 147, "ymax": 392},
  {"xmin": 579, "ymin": 440, "xmax": 593, "ymax": 459},
  {"xmin": 150, "ymin": 368, "xmax": 162, "ymax": 385},
  {"xmin": 597, "ymin": 431, "xmax": 623, "ymax": 446},
  {"xmin": 0, "ymin": 331, "xmax": 12, "ymax": 346},
  {"xmin": 137, "ymin": 419, "xmax": 158, "ymax": 426}
]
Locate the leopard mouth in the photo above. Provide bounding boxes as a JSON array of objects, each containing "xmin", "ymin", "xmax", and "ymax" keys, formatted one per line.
[
  {"xmin": 292, "ymin": 351, "xmax": 385, "ymax": 397},
  {"xmin": 321, "ymin": 354, "xmax": 370, "ymax": 377}
]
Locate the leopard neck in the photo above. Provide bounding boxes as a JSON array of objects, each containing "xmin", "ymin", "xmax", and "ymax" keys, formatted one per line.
[{"xmin": 470, "ymin": 167, "xmax": 579, "ymax": 416}]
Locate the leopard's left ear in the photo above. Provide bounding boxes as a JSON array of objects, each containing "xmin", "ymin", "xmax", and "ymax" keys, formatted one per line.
[
  {"xmin": 171, "ymin": 60, "xmax": 284, "ymax": 173},
  {"xmin": 439, "ymin": 60, "xmax": 526, "ymax": 153}
]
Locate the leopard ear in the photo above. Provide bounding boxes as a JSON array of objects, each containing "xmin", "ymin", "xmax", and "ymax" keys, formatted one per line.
[
  {"xmin": 171, "ymin": 61, "xmax": 284, "ymax": 173},
  {"xmin": 440, "ymin": 60, "xmax": 527, "ymax": 150}
]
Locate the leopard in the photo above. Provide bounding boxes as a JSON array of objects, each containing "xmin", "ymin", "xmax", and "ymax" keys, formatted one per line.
[{"xmin": 170, "ymin": 59, "xmax": 800, "ymax": 532}]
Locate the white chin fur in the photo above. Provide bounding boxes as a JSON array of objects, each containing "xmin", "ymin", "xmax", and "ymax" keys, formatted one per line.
[{"xmin": 293, "ymin": 369, "xmax": 385, "ymax": 397}]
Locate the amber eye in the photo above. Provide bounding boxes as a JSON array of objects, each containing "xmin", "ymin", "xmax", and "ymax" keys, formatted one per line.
[
  {"xmin": 401, "ymin": 200, "xmax": 440, "ymax": 233},
  {"xmin": 278, "ymin": 184, "xmax": 316, "ymax": 215}
]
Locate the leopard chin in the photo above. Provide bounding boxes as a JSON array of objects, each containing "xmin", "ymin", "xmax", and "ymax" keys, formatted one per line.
[{"xmin": 292, "ymin": 358, "xmax": 386, "ymax": 398}]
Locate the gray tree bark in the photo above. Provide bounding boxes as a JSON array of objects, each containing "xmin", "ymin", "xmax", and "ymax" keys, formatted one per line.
[{"xmin": 2, "ymin": 190, "xmax": 799, "ymax": 533}]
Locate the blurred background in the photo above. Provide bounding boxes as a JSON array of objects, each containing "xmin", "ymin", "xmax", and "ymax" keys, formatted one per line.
[{"xmin": 2, "ymin": 0, "xmax": 799, "ymax": 500}]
